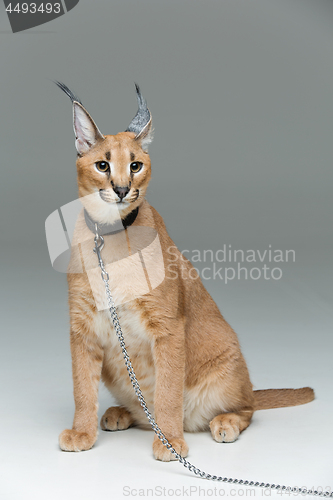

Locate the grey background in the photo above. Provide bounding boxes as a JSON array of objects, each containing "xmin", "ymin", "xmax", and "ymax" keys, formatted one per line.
[{"xmin": 0, "ymin": 1, "xmax": 332, "ymax": 499}]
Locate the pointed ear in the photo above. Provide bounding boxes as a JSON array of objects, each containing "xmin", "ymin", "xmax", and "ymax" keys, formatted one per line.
[
  {"xmin": 135, "ymin": 117, "xmax": 154, "ymax": 152},
  {"xmin": 126, "ymin": 84, "xmax": 153, "ymax": 151},
  {"xmin": 73, "ymin": 102, "xmax": 104, "ymax": 155}
]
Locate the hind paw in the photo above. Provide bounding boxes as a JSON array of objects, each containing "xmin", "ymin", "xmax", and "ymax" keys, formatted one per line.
[
  {"xmin": 100, "ymin": 406, "xmax": 134, "ymax": 431},
  {"xmin": 209, "ymin": 416, "xmax": 240, "ymax": 443}
]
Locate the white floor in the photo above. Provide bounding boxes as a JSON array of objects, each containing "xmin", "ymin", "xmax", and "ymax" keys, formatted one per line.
[{"xmin": 1, "ymin": 249, "xmax": 332, "ymax": 500}]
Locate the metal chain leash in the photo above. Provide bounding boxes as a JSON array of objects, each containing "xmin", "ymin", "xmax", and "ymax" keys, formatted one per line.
[{"xmin": 93, "ymin": 228, "xmax": 332, "ymax": 498}]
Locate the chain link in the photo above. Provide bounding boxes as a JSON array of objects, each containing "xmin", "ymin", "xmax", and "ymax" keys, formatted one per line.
[{"xmin": 93, "ymin": 232, "xmax": 332, "ymax": 498}]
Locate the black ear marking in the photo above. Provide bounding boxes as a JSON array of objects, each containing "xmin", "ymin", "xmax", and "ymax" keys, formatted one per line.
[
  {"xmin": 125, "ymin": 84, "xmax": 153, "ymax": 150},
  {"xmin": 54, "ymin": 81, "xmax": 83, "ymax": 105}
]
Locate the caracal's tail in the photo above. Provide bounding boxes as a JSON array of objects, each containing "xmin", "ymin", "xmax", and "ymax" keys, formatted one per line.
[{"xmin": 254, "ymin": 387, "xmax": 314, "ymax": 410}]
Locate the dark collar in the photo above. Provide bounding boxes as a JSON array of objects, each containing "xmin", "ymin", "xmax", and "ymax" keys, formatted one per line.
[{"xmin": 84, "ymin": 206, "xmax": 139, "ymax": 236}]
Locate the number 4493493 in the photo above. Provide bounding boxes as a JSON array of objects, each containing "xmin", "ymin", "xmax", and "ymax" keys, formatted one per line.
[{"xmin": 5, "ymin": 3, "xmax": 61, "ymax": 14}]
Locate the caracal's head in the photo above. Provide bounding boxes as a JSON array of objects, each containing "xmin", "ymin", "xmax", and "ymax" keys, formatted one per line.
[{"xmin": 56, "ymin": 82, "xmax": 153, "ymax": 225}]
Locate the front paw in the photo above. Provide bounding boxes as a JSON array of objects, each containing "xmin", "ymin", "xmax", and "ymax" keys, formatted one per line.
[
  {"xmin": 153, "ymin": 436, "xmax": 189, "ymax": 462},
  {"xmin": 59, "ymin": 429, "xmax": 97, "ymax": 452}
]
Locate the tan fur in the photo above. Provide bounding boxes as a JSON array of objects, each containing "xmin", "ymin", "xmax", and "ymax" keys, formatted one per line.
[
  {"xmin": 100, "ymin": 406, "xmax": 134, "ymax": 431},
  {"xmin": 59, "ymin": 127, "xmax": 314, "ymax": 461},
  {"xmin": 254, "ymin": 387, "xmax": 314, "ymax": 410}
]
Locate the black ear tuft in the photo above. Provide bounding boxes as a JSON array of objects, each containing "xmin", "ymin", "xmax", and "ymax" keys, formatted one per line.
[
  {"xmin": 54, "ymin": 81, "xmax": 83, "ymax": 105},
  {"xmin": 126, "ymin": 83, "xmax": 152, "ymax": 138},
  {"xmin": 134, "ymin": 83, "xmax": 147, "ymax": 110}
]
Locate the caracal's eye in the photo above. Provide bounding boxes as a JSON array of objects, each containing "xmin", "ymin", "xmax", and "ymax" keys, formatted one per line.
[
  {"xmin": 96, "ymin": 161, "xmax": 110, "ymax": 172},
  {"xmin": 130, "ymin": 162, "xmax": 143, "ymax": 173}
]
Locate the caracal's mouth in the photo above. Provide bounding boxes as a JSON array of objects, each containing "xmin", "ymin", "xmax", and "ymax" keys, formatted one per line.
[{"xmin": 99, "ymin": 188, "xmax": 139, "ymax": 204}]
